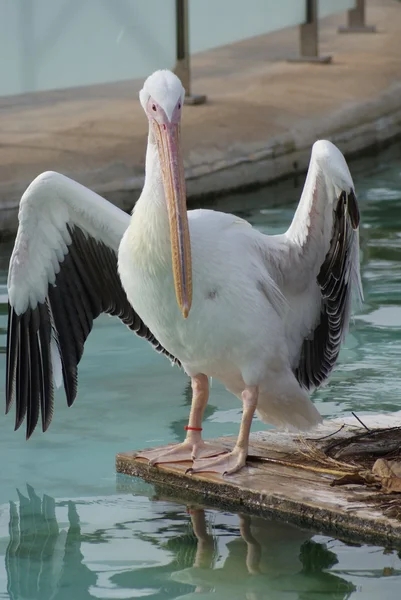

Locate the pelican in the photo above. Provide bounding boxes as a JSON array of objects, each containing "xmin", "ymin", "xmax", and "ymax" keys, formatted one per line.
[{"xmin": 6, "ymin": 69, "xmax": 363, "ymax": 475}]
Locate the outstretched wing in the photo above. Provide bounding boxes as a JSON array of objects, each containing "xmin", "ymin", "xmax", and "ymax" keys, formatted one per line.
[
  {"xmin": 277, "ymin": 140, "xmax": 363, "ymax": 390},
  {"xmin": 6, "ymin": 171, "xmax": 178, "ymax": 438}
]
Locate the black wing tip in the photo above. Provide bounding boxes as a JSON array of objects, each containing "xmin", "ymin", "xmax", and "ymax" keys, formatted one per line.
[
  {"xmin": 14, "ymin": 419, "xmax": 23, "ymax": 433},
  {"xmin": 66, "ymin": 386, "xmax": 78, "ymax": 408},
  {"xmin": 348, "ymin": 188, "xmax": 360, "ymax": 229},
  {"xmin": 41, "ymin": 419, "xmax": 52, "ymax": 435},
  {"xmin": 26, "ymin": 420, "xmax": 40, "ymax": 440},
  {"xmin": 13, "ymin": 413, "xmax": 38, "ymax": 441},
  {"xmin": 6, "ymin": 304, "xmax": 19, "ymax": 417},
  {"xmin": 23, "ymin": 419, "xmax": 47, "ymax": 440}
]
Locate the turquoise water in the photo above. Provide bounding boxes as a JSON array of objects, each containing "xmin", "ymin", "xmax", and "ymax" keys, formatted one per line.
[{"xmin": 0, "ymin": 141, "xmax": 401, "ymax": 598}]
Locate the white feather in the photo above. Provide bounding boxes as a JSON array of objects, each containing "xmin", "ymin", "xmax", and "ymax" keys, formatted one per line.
[
  {"xmin": 8, "ymin": 171, "xmax": 129, "ymax": 316},
  {"xmin": 50, "ymin": 334, "xmax": 63, "ymax": 389}
]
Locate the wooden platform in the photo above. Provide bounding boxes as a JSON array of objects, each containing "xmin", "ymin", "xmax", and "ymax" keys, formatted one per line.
[{"xmin": 117, "ymin": 413, "xmax": 401, "ymax": 547}]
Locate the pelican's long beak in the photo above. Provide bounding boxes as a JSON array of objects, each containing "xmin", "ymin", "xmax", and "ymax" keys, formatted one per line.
[{"xmin": 154, "ymin": 121, "xmax": 192, "ymax": 318}]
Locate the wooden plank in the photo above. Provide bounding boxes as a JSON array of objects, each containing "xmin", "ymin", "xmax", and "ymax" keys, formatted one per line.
[{"xmin": 116, "ymin": 414, "xmax": 401, "ymax": 547}]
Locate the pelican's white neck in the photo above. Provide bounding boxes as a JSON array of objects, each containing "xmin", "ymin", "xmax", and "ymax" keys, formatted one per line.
[
  {"xmin": 139, "ymin": 131, "xmax": 167, "ymax": 213},
  {"xmin": 127, "ymin": 131, "xmax": 171, "ymax": 263}
]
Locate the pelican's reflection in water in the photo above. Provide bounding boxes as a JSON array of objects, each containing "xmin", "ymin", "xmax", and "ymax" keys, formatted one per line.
[
  {"xmin": 5, "ymin": 485, "xmax": 96, "ymax": 600},
  {"xmin": 166, "ymin": 508, "xmax": 355, "ymax": 599},
  {"xmin": 3, "ymin": 486, "xmax": 356, "ymax": 599}
]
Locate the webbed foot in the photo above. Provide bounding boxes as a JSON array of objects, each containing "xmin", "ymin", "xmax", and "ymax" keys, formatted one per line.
[
  {"xmin": 188, "ymin": 447, "xmax": 247, "ymax": 475},
  {"xmin": 136, "ymin": 440, "xmax": 228, "ymax": 466}
]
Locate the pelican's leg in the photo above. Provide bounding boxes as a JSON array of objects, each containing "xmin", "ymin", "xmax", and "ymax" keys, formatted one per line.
[
  {"xmin": 190, "ymin": 385, "xmax": 258, "ymax": 475},
  {"xmin": 136, "ymin": 374, "xmax": 228, "ymax": 465}
]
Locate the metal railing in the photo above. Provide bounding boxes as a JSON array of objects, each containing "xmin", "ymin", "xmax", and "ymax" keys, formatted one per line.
[{"xmin": 174, "ymin": 0, "xmax": 376, "ymax": 104}]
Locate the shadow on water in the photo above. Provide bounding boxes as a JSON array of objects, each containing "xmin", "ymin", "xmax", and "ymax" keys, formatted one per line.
[{"xmin": 2, "ymin": 485, "xmax": 357, "ymax": 600}]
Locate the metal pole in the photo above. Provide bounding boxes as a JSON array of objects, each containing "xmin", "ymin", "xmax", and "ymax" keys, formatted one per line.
[
  {"xmin": 18, "ymin": 0, "xmax": 36, "ymax": 93},
  {"xmin": 288, "ymin": 0, "xmax": 331, "ymax": 63},
  {"xmin": 338, "ymin": 0, "xmax": 376, "ymax": 33},
  {"xmin": 174, "ymin": 0, "xmax": 206, "ymax": 105}
]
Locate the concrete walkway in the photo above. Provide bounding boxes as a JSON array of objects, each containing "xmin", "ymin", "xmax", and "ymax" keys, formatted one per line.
[{"xmin": 1, "ymin": 0, "xmax": 401, "ymax": 234}]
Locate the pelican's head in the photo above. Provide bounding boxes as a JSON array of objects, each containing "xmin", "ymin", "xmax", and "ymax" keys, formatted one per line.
[{"xmin": 140, "ymin": 70, "xmax": 191, "ymax": 319}]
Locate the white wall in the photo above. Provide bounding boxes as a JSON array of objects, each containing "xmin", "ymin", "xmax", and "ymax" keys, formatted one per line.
[
  {"xmin": 0, "ymin": 0, "xmax": 176, "ymax": 96},
  {"xmin": 188, "ymin": 0, "xmax": 306, "ymax": 55},
  {"xmin": 0, "ymin": 0, "xmax": 357, "ymax": 98},
  {"xmin": 319, "ymin": 0, "xmax": 356, "ymax": 19}
]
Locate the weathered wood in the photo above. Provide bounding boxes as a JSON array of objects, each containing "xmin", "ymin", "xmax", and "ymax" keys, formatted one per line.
[{"xmin": 117, "ymin": 414, "xmax": 401, "ymax": 547}]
